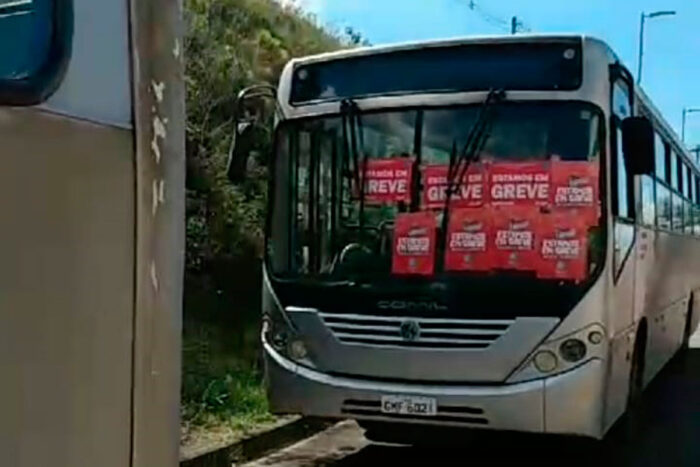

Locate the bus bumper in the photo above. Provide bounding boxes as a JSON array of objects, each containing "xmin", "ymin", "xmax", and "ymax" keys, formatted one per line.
[{"xmin": 264, "ymin": 342, "xmax": 606, "ymax": 439}]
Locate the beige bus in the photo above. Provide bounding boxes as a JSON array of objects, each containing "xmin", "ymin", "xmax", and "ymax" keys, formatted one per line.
[{"xmin": 0, "ymin": 0, "xmax": 184, "ymax": 466}]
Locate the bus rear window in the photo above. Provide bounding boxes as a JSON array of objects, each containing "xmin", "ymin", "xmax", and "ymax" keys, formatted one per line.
[{"xmin": 291, "ymin": 40, "xmax": 583, "ymax": 104}]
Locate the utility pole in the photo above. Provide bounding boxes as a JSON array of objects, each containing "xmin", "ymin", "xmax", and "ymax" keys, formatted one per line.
[
  {"xmin": 511, "ymin": 16, "xmax": 518, "ymax": 34},
  {"xmin": 637, "ymin": 10, "xmax": 676, "ymax": 84}
]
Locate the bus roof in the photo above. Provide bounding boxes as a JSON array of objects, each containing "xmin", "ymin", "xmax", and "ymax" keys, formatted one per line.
[{"xmin": 288, "ymin": 33, "xmax": 595, "ymax": 67}]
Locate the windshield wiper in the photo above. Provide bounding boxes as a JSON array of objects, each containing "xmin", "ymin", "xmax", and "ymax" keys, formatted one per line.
[
  {"xmin": 440, "ymin": 89, "xmax": 506, "ymax": 253},
  {"xmin": 340, "ymin": 99, "xmax": 369, "ymax": 241}
]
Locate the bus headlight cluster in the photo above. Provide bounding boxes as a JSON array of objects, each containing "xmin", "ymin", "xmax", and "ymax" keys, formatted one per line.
[
  {"xmin": 263, "ymin": 314, "xmax": 311, "ymax": 363},
  {"xmin": 509, "ymin": 323, "xmax": 607, "ymax": 382}
]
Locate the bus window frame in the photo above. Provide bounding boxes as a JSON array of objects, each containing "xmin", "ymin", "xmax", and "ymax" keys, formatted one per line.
[
  {"xmin": 609, "ymin": 65, "xmax": 635, "ymax": 284},
  {"xmin": 687, "ymin": 165, "xmax": 694, "ymax": 201},
  {"xmin": 664, "ymin": 142, "xmax": 672, "ymax": 185},
  {"xmin": 670, "ymin": 149, "xmax": 679, "ymax": 191},
  {"xmin": 654, "ymin": 132, "xmax": 666, "ymax": 180},
  {"xmin": 0, "ymin": 0, "xmax": 73, "ymax": 106}
]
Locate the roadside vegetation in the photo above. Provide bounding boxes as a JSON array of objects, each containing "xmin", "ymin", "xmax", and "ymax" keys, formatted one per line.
[{"xmin": 181, "ymin": 0, "xmax": 366, "ymax": 452}]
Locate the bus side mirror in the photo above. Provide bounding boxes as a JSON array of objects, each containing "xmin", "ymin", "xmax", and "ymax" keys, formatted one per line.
[
  {"xmin": 225, "ymin": 84, "xmax": 278, "ymax": 184},
  {"xmin": 622, "ymin": 116, "xmax": 655, "ymax": 176},
  {"xmin": 226, "ymin": 121, "xmax": 255, "ymax": 184}
]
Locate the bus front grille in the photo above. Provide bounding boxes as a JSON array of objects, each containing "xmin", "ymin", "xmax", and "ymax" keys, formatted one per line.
[
  {"xmin": 319, "ymin": 313, "xmax": 513, "ymax": 350},
  {"xmin": 341, "ymin": 399, "xmax": 489, "ymax": 425}
]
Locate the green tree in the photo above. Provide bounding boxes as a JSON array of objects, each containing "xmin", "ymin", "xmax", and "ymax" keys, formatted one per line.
[{"xmin": 184, "ymin": 0, "xmax": 343, "ymax": 279}]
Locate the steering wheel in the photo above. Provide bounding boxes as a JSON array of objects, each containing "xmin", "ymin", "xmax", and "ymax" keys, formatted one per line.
[{"xmin": 330, "ymin": 243, "xmax": 374, "ymax": 275}]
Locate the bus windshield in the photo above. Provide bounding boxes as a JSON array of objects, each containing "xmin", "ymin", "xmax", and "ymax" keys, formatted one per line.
[{"xmin": 268, "ymin": 101, "xmax": 604, "ymax": 295}]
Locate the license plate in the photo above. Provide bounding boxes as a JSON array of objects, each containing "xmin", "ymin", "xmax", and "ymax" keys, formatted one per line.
[{"xmin": 380, "ymin": 395, "xmax": 437, "ymax": 417}]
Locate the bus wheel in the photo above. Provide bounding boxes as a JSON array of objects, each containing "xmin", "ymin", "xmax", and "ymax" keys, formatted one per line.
[
  {"xmin": 681, "ymin": 294, "xmax": 694, "ymax": 351},
  {"xmin": 628, "ymin": 325, "xmax": 646, "ymax": 407},
  {"xmin": 622, "ymin": 324, "xmax": 646, "ymax": 441}
]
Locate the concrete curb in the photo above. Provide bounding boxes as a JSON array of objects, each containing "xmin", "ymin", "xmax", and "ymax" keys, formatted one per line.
[{"xmin": 180, "ymin": 417, "xmax": 335, "ymax": 467}]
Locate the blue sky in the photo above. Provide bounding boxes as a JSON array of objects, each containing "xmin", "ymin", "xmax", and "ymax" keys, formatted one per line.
[{"xmin": 299, "ymin": 0, "xmax": 700, "ymax": 149}]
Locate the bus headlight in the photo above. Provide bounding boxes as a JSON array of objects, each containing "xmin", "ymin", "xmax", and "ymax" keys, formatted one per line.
[
  {"xmin": 262, "ymin": 311, "xmax": 314, "ymax": 365},
  {"xmin": 534, "ymin": 350, "xmax": 558, "ymax": 373},
  {"xmin": 559, "ymin": 339, "xmax": 587, "ymax": 363},
  {"xmin": 263, "ymin": 317, "xmax": 289, "ymax": 352},
  {"xmin": 288, "ymin": 339, "xmax": 308, "ymax": 360}
]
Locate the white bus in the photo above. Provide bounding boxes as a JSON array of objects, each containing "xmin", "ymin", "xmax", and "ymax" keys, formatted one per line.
[{"xmin": 231, "ymin": 35, "xmax": 700, "ymax": 441}]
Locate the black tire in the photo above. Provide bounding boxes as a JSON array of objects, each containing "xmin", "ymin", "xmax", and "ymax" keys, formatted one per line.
[
  {"xmin": 681, "ymin": 296, "xmax": 694, "ymax": 351},
  {"xmin": 622, "ymin": 326, "xmax": 646, "ymax": 441},
  {"xmin": 627, "ymin": 340, "xmax": 644, "ymax": 408}
]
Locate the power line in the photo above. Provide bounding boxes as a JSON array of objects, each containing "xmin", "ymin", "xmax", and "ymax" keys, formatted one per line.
[{"xmin": 462, "ymin": 0, "xmax": 532, "ymax": 34}]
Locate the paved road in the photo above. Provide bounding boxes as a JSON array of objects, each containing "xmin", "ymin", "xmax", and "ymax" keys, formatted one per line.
[{"xmin": 247, "ymin": 350, "xmax": 700, "ymax": 466}]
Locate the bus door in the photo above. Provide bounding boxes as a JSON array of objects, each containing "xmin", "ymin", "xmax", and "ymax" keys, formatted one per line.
[{"xmin": 610, "ymin": 75, "xmax": 637, "ymax": 334}]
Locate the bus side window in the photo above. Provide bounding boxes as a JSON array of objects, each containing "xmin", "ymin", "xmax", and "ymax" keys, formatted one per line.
[
  {"xmin": 664, "ymin": 143, "xmax": 672, "ymax": 185},
  {"xmin": 655, "ymin": 133, "xmax": 666, "ymax": 180},
  {"xmin": 612, "ymin": 124, "xmax": 631, "ymax": 218},
  {"xmin": 686, "ymin": 164, "xmax": 693, "ymax": 200},
  {"xmin": 0, "ymin": 0, "xmax": 71, "ymax": 105},
  {"xmin": 656, "ymin": 182, "xmax": 672, "ymax": 230},
  {"xmin": 672, "ymin": 192, "xmax": 683, "ymax": 232},
  {"xmin": 670, "ymin": 150, "xmax": 679, "ymax": 191}
]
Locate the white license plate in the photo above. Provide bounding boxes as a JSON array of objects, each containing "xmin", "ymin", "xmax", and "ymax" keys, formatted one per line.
[{"xmin": 380, "ymin": 395, "xmax": 437, "ymax": 417}]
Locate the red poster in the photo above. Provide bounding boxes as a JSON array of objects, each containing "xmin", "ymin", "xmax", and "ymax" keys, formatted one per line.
[
  {"xmin": 538, "ymin": 211, "xmax": 588, "ymax": 281},
  {"xmin": 421, "ymin": 164, "xmax": 487, "ymax": 210},
  {"xmin": 362, "ymin": 157, "xmax": 413, "ymax": 204},
  {"xmin": 392, "ymin": 212, "xmax": 436, "ymax": 275},
  {"xmin": 489, "ymin": 162, "xmax": 550, "ymax": 207},
  {"xmin": 444, "ymin": 207, "xmax": 494, "ymax": 272},
  {"xmin": 492, "ymin": 205, "xmax": 540, "ymax": 271},
  {"xmin": 551, "ymin": 160, "xmax": 600, "ymax": 225}
]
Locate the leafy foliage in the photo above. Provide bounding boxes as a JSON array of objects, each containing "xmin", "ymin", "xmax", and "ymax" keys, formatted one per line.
[
  {"xmin": 182, "ymin": 0, "xmax": 348, "ymax": 434},
  {"xmin": 184, "ymin": 0, "xmax": 342, "ymax": 274},
  {"xmin": 181, "ymin": 316, "xmax": 270, "ymax": 427}
]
